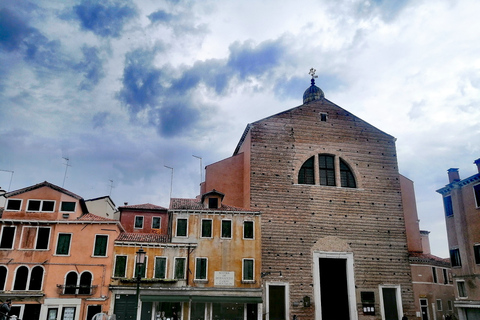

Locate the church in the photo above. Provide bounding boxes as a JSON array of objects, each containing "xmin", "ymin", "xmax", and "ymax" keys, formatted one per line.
[{"xmin": 201, "ymin": 69, "xmax": 415, "ymax": 320}]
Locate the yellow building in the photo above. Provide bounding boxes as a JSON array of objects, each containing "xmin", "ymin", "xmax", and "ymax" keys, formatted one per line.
[{"xmin": 110, "ymin": 190, "xmax": 262, "ymax": 320}]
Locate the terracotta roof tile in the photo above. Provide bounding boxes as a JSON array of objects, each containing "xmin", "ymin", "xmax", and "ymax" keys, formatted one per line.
[
  {"xmin": 78, "ymin": 213, "xmax": 118, "ymax": 222},
  {"xmin": 119, "ymin": 203, "xmax": 167, "ymax": 210},
  {"xmin": 170, "ymin": 198, "xmax": 256, "ymax": 212},
  {"xmin": 116, "ymin": 232, "xmax": 170, "ymax": 243},
  {"xmin": 4, "ymin": 181, "xmax": 83, "ymax": 200}
]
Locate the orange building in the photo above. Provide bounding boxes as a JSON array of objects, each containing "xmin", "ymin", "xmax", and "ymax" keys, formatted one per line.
[
  {"xmin": 109, "ymin": 190, "xmax": 262, "ymax": 320},
  {"xmin": 0, "ymin": 182, "xmax": 123, "ymax": 320}
]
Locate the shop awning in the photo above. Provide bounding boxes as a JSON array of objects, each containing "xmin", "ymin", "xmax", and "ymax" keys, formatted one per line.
[
  {"xmin": 141, "ymin": 295, "xmax": 262, "ymax": 303},
  {"xmin": 141, "ymin": 295, "xmax": 190, "ymax": 302}
]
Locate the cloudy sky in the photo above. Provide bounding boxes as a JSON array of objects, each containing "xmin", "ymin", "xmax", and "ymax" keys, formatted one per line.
[{"xmin": 1, "ymin": 0, "xmax": 479, "ymax": 257}]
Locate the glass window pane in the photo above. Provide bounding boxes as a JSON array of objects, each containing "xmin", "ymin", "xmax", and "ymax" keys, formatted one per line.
[
  {"xmin": 201, "ymin": 220, "xmax": 212, "ymax": 238},
  {"xmin": 174, "ymin": 258, "xmax": 186, "ymax": 279},
  {"xmin": 221, "ymin": 220, "xmax": 232, "ymax": 238},
  {"xmin": 36, "ymin": 227, "xmax": 50, "ymax": 249},
  {"xmin": 42, "ymin": 201, "xmax": 55, "ymax": 212},
  {"xmin": 244, "ymin": 221, "xmax": 254, "ymax": 239},
  {"xmin": 152, "ymin": 217, "xmax": 161, "ymax": 229},
  {"xmin": 94, "ymin": 235, "xmax": 108, "ymax": 256},
  {"xmin": 0, "ymin": 226, "xmax": 16, "ymax": 249},
  {"xmin": 155, "ymin": 257, "xmax": 166, "ymax": 279},
  {"xmin": 177, "ymin": 219, "xmax": 188, "ymax": 237},
  {"xmin": 28, "ymin": 200, "xmax": 41, "ymax": 211},
  {"xmin": 61, "ymin": 202, "xmax": 76, "ymax": 212},
  {"xmin": 196, "ymin": 258, "xmax": 207, "ymax": 280},
  {"xmin": 134, "ymin": 216, "xmax": 144, "ymax": 228},
  {"xmin": 114, "ymin": 256, "xmax": 127, "ymax": 277},
  {"xmin": 6, "ymin": 199, "xmax": 21, "ymax": 210},
  {"xmin": 243, "ymin": 259, "xmax": 254, "ymax": 280},
  {"xmin": 56, "ymin": 234, "xmax": 71, "ymax": 255}
]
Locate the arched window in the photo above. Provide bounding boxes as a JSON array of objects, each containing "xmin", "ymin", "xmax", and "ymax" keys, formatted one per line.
[
  {"xmin": 0, "ymin": 266, "xmax": 7, "ymax": 290},
  {"xmin": 13, "ymin": 266, "xmax": 28, "ymax": 290},
  {"xmin": 64, "ymin": 271, "xmax": 78, "ymax": 294},
  {"xmin": 79, "ymin": 272, "xmax": 92, "ymax": 294},
  {"xmin": 298, "ymin": 154, "xmax": 357, "ymax": 188},
  {"xmin": 298, "ymin": 156, "xmax": 314, "ymax": 184},
  {"xmin": 319, "ymin": 155, "xmax": 335, "ymax": 186},
  {"xmin": 29, "ymin": 266, "xmax": 44, "ymax": 290},
  {"xmin": 340, "ymin": 159, "xmax": 356, "ymax": 188}
]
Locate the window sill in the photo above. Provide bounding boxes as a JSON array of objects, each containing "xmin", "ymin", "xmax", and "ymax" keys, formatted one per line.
[
  {"xmin": 241, "ymin": 280, "xmax": 256, "ymax": 284},
  {"xmin": 194, "ymin": 279, "xmax": 208, "ymax": 284}
]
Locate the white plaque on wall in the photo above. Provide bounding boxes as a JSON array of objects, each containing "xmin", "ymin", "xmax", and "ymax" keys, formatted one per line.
[{"xmin": 214, "ymin": 271, "xmax": 235, "ymax": 286}]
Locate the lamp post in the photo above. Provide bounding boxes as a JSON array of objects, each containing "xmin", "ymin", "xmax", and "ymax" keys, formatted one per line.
[{"xmin": 135, "ymin": 248, "xmax": 146, "ymax": 316}]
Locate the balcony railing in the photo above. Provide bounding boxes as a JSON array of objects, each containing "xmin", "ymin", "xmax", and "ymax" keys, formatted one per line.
[{"xmin": 56, "ymin": 284, "xmax": 98, "ymax": 295}]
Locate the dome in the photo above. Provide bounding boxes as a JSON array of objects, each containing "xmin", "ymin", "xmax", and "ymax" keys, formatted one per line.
[{"xmin": 303, "ymin": 78, "xmax": 324, "ymax": 104}]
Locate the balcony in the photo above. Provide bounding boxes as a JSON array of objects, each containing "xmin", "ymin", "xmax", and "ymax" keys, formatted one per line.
[{"xmin": 56, "ymin": 284, "xmax": 98, "ymax": 295}]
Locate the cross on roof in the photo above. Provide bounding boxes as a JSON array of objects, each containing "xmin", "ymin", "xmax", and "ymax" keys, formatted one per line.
[{"xmin": 309, "ymin": 68, "xmax": 318, "ymax": 79}]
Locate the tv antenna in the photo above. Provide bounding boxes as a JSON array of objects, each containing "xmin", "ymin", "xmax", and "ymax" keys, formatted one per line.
[
  {"xmin": 0, "ymin": 169, "xmax": 14, "ymax": 191},
  {"xmin": 109, "ymin": 180, "xmax": 114, "ymax": 196},
  {"xmin": 192, "ymin": 155, "xmax": 203, "ymax": 186},
  {"xmin": 62, "ymin": 157, "xmax": 71, "ymax": 188},
  {"xmin": 164, "ymin": 165, "xmax": 174, "ymax": 200}
]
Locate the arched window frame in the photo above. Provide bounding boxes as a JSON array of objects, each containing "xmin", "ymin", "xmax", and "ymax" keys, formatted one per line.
[
  {"xmin": 28, "ymin": 265, "xmax": 44, "ymax": 290},
  {"xmin": 13, "ymin": 265, "xmax": 29, "ymax": 291},
  {"xmin": 79, "ymin": 271, "xmax": 93, "ymax": 294},
  {"xmin": 297, "ymin": 154, "xmax": 357, "ymax": 188},
  {"xmin": 64, "ymin": 271, "xmax": 78, "ymax": 294},
  {"xmin": 0, "ymin": 265, "xmax": 8, "ymax": 290}
]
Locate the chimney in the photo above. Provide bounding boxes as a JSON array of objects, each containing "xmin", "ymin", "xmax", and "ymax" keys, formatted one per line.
[
  {"xmin": 420, "ymin": 230, "xmax": 431, "ymax": 255},
  {"xmin": 448, "ymin": 168, "xmax": 460, "ymax": 183},
  {"xmin": 475, "ymin": 158, "xmax": 480, "ymax": 173}
]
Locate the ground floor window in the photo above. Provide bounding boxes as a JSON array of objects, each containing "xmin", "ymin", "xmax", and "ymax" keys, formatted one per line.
[
  {"xmin": 190, "ymin": 302, "xmax": 205, "ymax": 320},
  {"xmin": 156, "ymin": 302, "xmax": 181, "ymax": 320},
  {"xmin": 212, "ymin": 302, "xmax": 244, "ymax": 320}
]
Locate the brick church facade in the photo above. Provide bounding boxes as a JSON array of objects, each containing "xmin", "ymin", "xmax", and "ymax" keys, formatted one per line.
[{"xmin": 202, "ymin": 73, "xmax": 415, "ymax": 320}]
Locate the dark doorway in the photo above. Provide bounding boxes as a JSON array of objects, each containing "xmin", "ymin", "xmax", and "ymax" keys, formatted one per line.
[
  {"xmin": 246, "ymin": 304, "xmax": 258, "ymax": 320},
  {"xmin": 319, "ymin": 258, "xmax": 350, "ymax": 320},
  {"xmin": 268, "ymin": 285, "xmax": 286, "ymax": 320},
  {"xmin": 86, "ymin": 305, "xmax": 102, "ymax": 320},
  {"xmin": 382, "ymin": 288, "xmax": 399, "ymax": 320},
  {"xmin": 420, "ymin": 299, "xmax": 428, "ymax": 320},
  {"xmin": 114, "ymin": 295, "xmax": 137, "ymax": 320}
]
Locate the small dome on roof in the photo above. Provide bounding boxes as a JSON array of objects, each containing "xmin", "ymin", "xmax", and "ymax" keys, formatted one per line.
[{"xmin": 303, "ymin": 78, "xmax": 324, "ymax": 104}]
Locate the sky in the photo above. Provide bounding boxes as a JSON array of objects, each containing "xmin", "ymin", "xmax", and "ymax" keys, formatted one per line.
[{"xmin": 1, "ymin": 0, "xmax": 479, "ymax": 258}]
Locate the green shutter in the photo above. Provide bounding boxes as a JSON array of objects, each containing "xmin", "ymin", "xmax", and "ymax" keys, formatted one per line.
[
  {"xmin": 155, "ymin": 257, "xmax": 166, "ymax": 279},
  {"xmin": 94, "ymin": 235, "xmax": 108, "ymax": 256},
  {"xmin": 56, "ymin": 234, "xmax": 71, "ymax": 255},
  {"xmin": 114, "ymin": 256, "xmax": 127, "ymax": 277}
]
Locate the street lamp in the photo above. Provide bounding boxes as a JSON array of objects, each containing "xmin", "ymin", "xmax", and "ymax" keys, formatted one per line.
[{"xmin": 135, "ymin": 248, "xmax": 146, "ymax": 315}]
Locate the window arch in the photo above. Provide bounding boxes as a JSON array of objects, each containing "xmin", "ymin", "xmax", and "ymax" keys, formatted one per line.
[
  {"xmin": 298, "ymin": 156, "xmax": 314, "ymax": 184},
  {"xmin": 0, "ymin": 266, "xmax": 7, "ymax": 290},
  {"xmin": 13, "ymin": 266, "xmax": 28, "ymax": 290},
  {"xmin": 29, "ymin": 266, "xmax": 44, "ymax": 290},
  {"xmin": 64, "ymin": 271, "xmax": 78, "ymax": 294},
  {"xmin": 79, "ymin": 272, "xmax": 92, "ymax": 294},
  {"xmin": 298, "ymin": 154, "xmax": 357, "ymax": 188}
]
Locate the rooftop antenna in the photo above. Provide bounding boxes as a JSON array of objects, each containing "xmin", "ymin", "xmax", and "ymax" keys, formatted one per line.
[
  {"xmin": 0, "ymin": 169, "xmax": 14, "ymax": 191},
  {"xmin": 164, "ymin": 165, "xmax": 174, "ymax": 200},
  {"xmin": 109, "ymin": 180, "xmax": 114, "ymax": 196},
  {"xmin": 192, "ymin": 155, "xmax": 203, "ymax": 186},
  {"xmin": 62, "ymin": 157, "xmax": 71, "ymax": 188}
]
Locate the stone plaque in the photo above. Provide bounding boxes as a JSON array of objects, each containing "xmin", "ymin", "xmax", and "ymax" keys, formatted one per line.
[{"xmin": 214, "ymin": 271, "xmax": 234, "ymax": 286}]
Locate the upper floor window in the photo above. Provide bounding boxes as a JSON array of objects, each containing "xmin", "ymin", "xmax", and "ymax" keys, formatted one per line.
[
  {"xmin": 27, "ymin": 200, "xmax": 55, "ymax": 212},
  {"xmin": 0, "ymin": 266, "xmax": 7, "ymax": 290},
  {"xmin": 6, "ymin": 199, "xmax": 22, "ymax": 211},
  {"xmin": 64, "ymin": 271, "xmax": 92, "ymax": 294},
  {"xmin": 93, "ymin": 235, "xmax": 108, "ymax": 257},
  {"xmin": 195, "ymin": 257, "xmax": 208, "ymax": 281},
  {"xmin": 450, "ymin": 248, "xmax": 461, "ymax": 267},
  {"xmin": 298, "ymin": 154, "xmax": 356, "ymax": 188},
  {"xmin": 243, "ymin": 259, "xmax": 254, "ymax": 281},
  {"xmin": 443, "ymin": 196, "xmax": 453, "ymax": 217},
  {"xmin": 56, "ymin": 233, "xmax": 72, "ymax": 255},
  {"xmin": 474, "ymin": 184, "xmax": 480, "ymax": 208},
  {"xmin": 244, "ymin": 221, "xmax": 254, "ymax": 239},
  {"xmin": 176, "ymin": 218, "xmax": 188, "ymax": 237},
  {"xmin": 201, "ymin": 219, "xmax": 212, "ymax": 238},
  {"xmin": 60, "ymin": 201, "xmax": 76, "ymax": 212},
  {"xmin": 114, "ymin": 255, "xmax": 127, "ymax": 278},
  {"xmin": 174, "ymin": 257, "xmax": 186, "ymax": 280},
  {"xmin": 13, "ymin": 265, "xmax": 44, "ymax": 291},
  {"xmin": 474, "ymin": 244, "xmax": 480, "ymax": 264},
  {"xmin": 152, "ymin": 217, "xmax": 161, "ymax": 229},
  {"xmin": 457, "ymin": 281, "xmax": 467, "ymax": 298},
  {"xmin": 134, "ymin": 216, "xmax": 144, "ymax": 229},
  {"xmin": 208, "ymin": 198, "xmax": 218, "ymax": 209},
  {"xmin": 20, "ymin": 226, "xmax": 50, "ymax": 250},
  {"xmin": 443, "ymin": 268, "xmax": 449, "ymax": 284},
  {"xmin": 221, "ymin": 220, "xmax": 232, "ymax": 239},
  {"xmin": 154, "ymin": 257, "xmax": 167, "ymax": 279},
  {"xmin": 0, "ymin": 226, "xmax": 16, "ymax": 249},
  {"xmin": 432, "ymin": 267, "xmax": 438, "ymax": 283}
]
